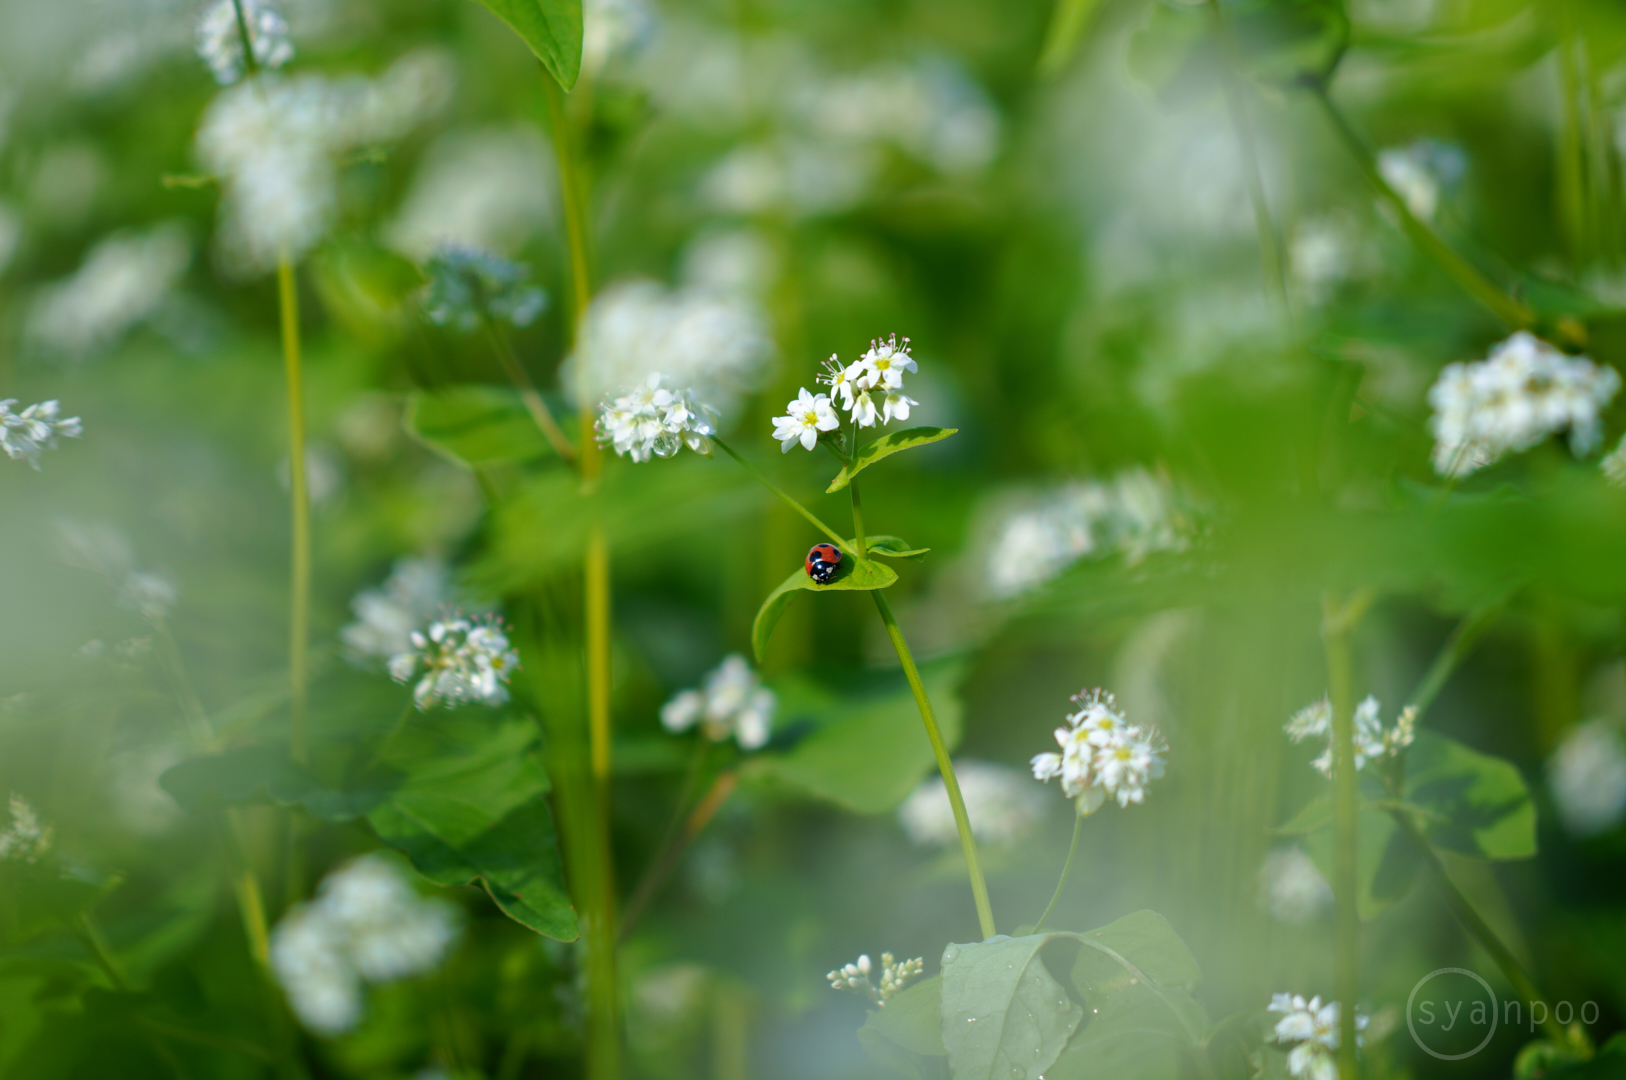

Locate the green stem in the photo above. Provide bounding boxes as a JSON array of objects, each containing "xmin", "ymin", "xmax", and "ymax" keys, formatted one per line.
[
  {"xmin": 68, "ymin": 913, "xmax": 128, "ymax": 991},
  {"xmin": 619, "ymin": 770, "xmax": 737, "ymax": 943},
  {"xmin": 483, "ymin": 317, "xmax": 577, "ymax": 464},
  {"xmin": 278, "ymin": 255, "xmax": 310, "ymax": 765},
  {"xmin": 1312, "ymin": 84, "xmax": 1533, "ymax": 330},
  {"xmin": 872, "ymin": 590, "xmax": 996, "ymax": 939},
  {"xmin": 228, "ymin": 0, "xmax": 259, "ymax": 78},
  {"xmin": 1408, "ymin": 596, "xmax": 1510, "ymax": 721},
  {"xmin": 1321, "ymin": 592, "xmax": 1360, "ymax": 1079},
  {"xmin": 849, "ymin": 479, "xmax": 868, "ymax": 557},
  {"xmin": 1034, "ymin": 811, "xmax": 1084, "ymax": 933},
  {"xmin": 711, "ymin": 437, "xmax": 850, "ymax": 551}
]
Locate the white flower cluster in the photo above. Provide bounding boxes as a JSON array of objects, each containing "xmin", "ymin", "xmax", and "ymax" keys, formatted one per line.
[
  {"xmin": 1030, "ymin": 689, "xmax": 1167, "ymax": 814},
  {"xmin": 1427, "ymin": 332, "xmax": 1621, "ymax": 477},
  {"xmin": 196, "ymin": 0, "xmax": 294, "ymax": 86},
  {"xmin": 342, "ymin": 557, "xmax": 457, "ymax": 665},
  {"xmin": 771, "ymin": 334, "xmax": 917, "ymax": 453},
  {"xmin": 270, "ymin": 854, "xmax": 461, "ymax": 1036},
  {"xmin": 827, "ymin": 952, "xmax": 923, "ymax": 1007},
  {"xmin": 27, "ymin": 222, "xmax": 191, "ymax": 360},
  {"xmin": 660, "ymin": 654, "xmax": 774, "ymax": 751},
  {"xmin": 1268, "ymin": 993, "xmax": 1367, "ymax": 1080},
  {"xmin": 1376, "ymin": 139, "xmax": 1463, "ymax": 223},
  {"xmin": 196, "ymin": 51, "xmax": 454, "ymax": 276},
  {"xmin": 55, "ymin": 521, "xmax": 178, "ymax": 623},
  {"xmin": 1, "ymin": 399, "xmax": 82, "ymax": 469},
  {"xmin": 0, "ymin": 794, "xmax": 53, "ymax": 864},
  {"xmin": 596, "ymin": 374, "xmax": 716, "ymax": 463},
  {"xmin": 984, "ymin": 469, "xmax": 1188, "ymax": 599},
  {"xmin": 1547, "ymin": 721, "xmax": 1626, "ymax": 837},
  {"xmin": 1285, "ymin": 696, "xmax": 1415, "ymax": 778},
  {"xmin": 388, "ymin": 613, "xmax": 520, "ymax": 710},
  {"xmin": 1258, "ymin": 846, "xmax": 1333, "ymax": 924},
  {"xmin": 897, "ymin": 759, "xmax": 1044, "ymax": 848}
]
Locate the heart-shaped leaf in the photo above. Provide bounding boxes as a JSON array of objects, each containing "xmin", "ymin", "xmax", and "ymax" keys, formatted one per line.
[
  {"xmin": 939, "ymin": 935, "xmax": 1084, "ymax": 1080},
  {"xmin": 864, "ymin": 535, "xmax": 930, "ymax": 560},
  {"xmin": 466, "ymin": 0, "xmax": 583, "ymax": 90},
  {"xmin": 752, "ymin": 557, "xmax": 897, "ymax": 662},
  {"xmin": 406, "ymin": 385, "xmax": 560, "ymax": 468},
  {"xmin": 1401, "ymin": 730, "xmax": 1536, "ymax": 860},
  {"xmin": 827, "ymin": 427, "xmax": 958, "ymax": 493}
]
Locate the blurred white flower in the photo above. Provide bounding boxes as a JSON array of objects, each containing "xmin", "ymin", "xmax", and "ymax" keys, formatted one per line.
[
  {"xmin": 597, "ymin": 374, "xmax": 716, "ymax": 462},
  {"xmin": 27, "ymin": 222, "xmax": 191, "ymax": 359},
  {"xmin": 1031, "ymin": 688, "xmax": 1167, "ymax": 813},
  {"xmin": 1547, "ymin": 721, "xmax": 1626, "ymax": 837},
  {"xmin": 421, "ymin": 244, "xmax": 546, "ymax": 331},
  {"xmin": 1427, "ymin": 332, "xmax": 1619, "ymax": 477},
  {"xmin": 771, "ymin": 387, "xmax": 839, "ymax": 453},
  {"xmin": 660, "ymin": 654, "xmax": 774, "ymax": 750},
  {"xmin": 827, "ymin": 951, "xmax": 923, "ymax": 1007},
  {"xmin": 897, "ymin": 759, "xmax": 1043, "ymax": 847},
  {"xmin": 1289, "ymin": 216, "xmax": 1375, "ymax": 307},
  {"xmin": 386, "ymin": 126, "xmax": 553, "ymax": 260},
  {"xmin": 1, "ymin": 399, "xmax": 81, "ymax": 469},
  {"xmin": 342, "ymin": 556, "xmax": 456, "ymax": 665},
  {"xmin": 55, "ymin": 520, "xmax": 178, "ymax": 622},
  {"xmin": 196, "ymin": 0, "xmax": 293, "ymax": 86},
  {"xmin": 795, "ymin": 56, "xmax": 999, "ymax": 175},
  {"xmin": 271, "ymin": 854, "xmax": 460, "ymax": 1036},
  {"xmin": 0, "ymin": 794, "xmax": 53, "ymax": 864},
  {"xmin": 701, "ymin": 138, "xmax": 875, "ymax": 217},
  {"xmin": 680, "ymin": 227, "xmax": 779, "ymax": 302},
  {"xmin": 107, "ymin": 746, "xmax": 186, "ymax": 836},
  {"xmin": 388, "ymin": 612, "xmax": 519, "ymax": 710},
  {"xmin": 583, "ymin": 0, "xmax": 657, "ymax": 76},
  {"xmin": 277, "ymin": 444, "xmax": 344, "ymax": 508},
  {"xmin": 1259, "ymin": 846, "xmax": 1333, "ymax": 924},
  {"xmin": 1377, "ymin": 139, "xmax": 1462, "ymax": 223},
  {"xmin": 1285, "ymin": 696, "xmax": 1415, "ymax": 778},
  {"xmin": 1268, "ymin": 993, "xmax": 1366, "ymax": 1080}
]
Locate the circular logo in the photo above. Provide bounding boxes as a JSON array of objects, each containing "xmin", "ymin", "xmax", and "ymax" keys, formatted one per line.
[{"xmin": 1407, "ymin": 968, "xmax": 1498, "ymax": 1061}]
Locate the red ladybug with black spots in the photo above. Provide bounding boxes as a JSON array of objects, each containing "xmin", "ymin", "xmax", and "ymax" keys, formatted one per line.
[{"xmin": 805, "ymin": 543, "xmax": 842, "ymax": 585}]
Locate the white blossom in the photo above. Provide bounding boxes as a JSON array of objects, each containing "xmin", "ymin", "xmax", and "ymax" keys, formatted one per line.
[
  {"xmin": 0, "ymin": 794, "xmax": 53, "ymax": 864},
  {"xmin": 1547, "ymin": 721, "xmax": 1626, "ymax": 837},
  {"xmin": 341, "ymin": 556, "xmax": 457, "ymax": 665},
  {"xmin": 389, "ymin": 613, "xmax": 519, "ymax": 710},
  {"xmin": 660, "ymin": 654, "xmax": 774, "ymax": 751},
  {"xmin": 1427, "ymin": 332, "xmax": 1620, "ymax": 477},
  {"xmin": 1377, "ymin": 140, "xmax": 1462, "ymax": 223},
  {"xmin": 583, "ymin": 0, "xmax": 657, "ymax": 76},
  {"xmin": 1286, "ymin": 696, "xmax": 1415, "ymax": 778},
  {"xmin": 596, "ymin": 373, "xmax": 716, "ymax": 463},
  {"xmin": 27, "ymin": 222, "xmax": 190, "ymax": 360},
  {"xmin": 1259, "ymin": 846, "xmax": 1333, "ymax": 924},
  {"xmin": 1268, "ymin": 993, "xmax": 1367, "ymax": 1080},
  {"xmin": 0, "ymin": 400, "xmax": 82, "ymax": 469},
  {"xmin": 271, "ymin": 854, "xmax": 461, "ymax": 1036},
  {"xmin": 679, "ymin": 227, "xmax": 779, "ymax": 302},
  {"xmin": 196, "ymin": 0, "xmax": 294, "ymax": 86},
  {"xmin": 1030, "ymin": 688, "xmax": 1167, "ymax": 813},
  {"xmin": 827, "ymin": 951, "xmax": 923, "ymax": 1006},
  {"xmin": 897, "ymin": 759, "xmax": 1044, "ymax": 847},
  {"xmin": 771, "ymin": 387, "xmax": 840, "ymax": 453},
  {"xmin": 386, "ymin": 125, "xmax": 554, "ymax": 261}
]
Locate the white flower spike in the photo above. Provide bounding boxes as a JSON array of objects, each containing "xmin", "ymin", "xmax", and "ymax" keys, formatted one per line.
[
  {"xmin": 1268, "ymin": 993, "xmax": 1368, "ymax": 1080},
  {"xmin": 1030, "ymin": 688, "xmax": 1167, "ymax": 814},
  {"xmin": 388, "ymin": 613, "xmax": 520, "ymax": 710},
  {"xmin": 827, "ymin": 951, "xmax": 924, "ymax": 1006},
  {"xmin": 1285, "ymin": 696, "xmax": 1415, "ymax": 778},
  {"xmin": 771, "ymin": 387, "xmax": 839, "ymax": 453},
  {"xmin": 0, "ymin": 399, "xmax": 82, "ymax": 469}
]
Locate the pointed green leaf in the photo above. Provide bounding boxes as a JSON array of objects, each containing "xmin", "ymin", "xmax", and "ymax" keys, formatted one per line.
[
  {"xmin": 159, "ymin": 746, "xmax": 386, "ymax": 822},
  {"xmin": 939, "ymin": 935, "xmax": 1084, "ymax": 1080},
  {"xmin": 864, "ymin": 535, "xmax": 930, "ymax": 560},
  {"xmin": 1402, "ymin": 730, "xmax": 1536, "ymax": 860},
  {"xmin": 827, "ymin": 427, "xmax": 958, "ymax": 493},
  {"xmin": 406, "ymin": 385, "xmax": 559, "ymax": 468},
  {"xmin": 1037, "ymin": 0, "xmax": 1110, "ymax": 76},
  {"xmin": 865, "ymin": 976, "xmax": 947, "ymax": 1057},
  {"xmin": 466, "ymin": 0, "xmax": 583, "ymax": 90},
  {"xmin": 752, "ymin": 557, "xmax": 897, "ymax": 662}
]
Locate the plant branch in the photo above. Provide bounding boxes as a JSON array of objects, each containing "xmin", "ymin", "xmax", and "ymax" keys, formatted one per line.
[
  {"xmin": 711, "ymin": 437, "xmax": 851, "ymax": 551},
  {"xmin": 278, "ymin": 255, "xmax": 310, "ymax": 765},
  {"xmin": 1034, "ymin": 811, "xmax": 1084, "ymax": 932},
  {"xmin": 483, "ymin": 317, "xmax": 577, "ymax": 463},
  {"xmin": 619, "ymin": 768, "xmax": 737, "ymax": 942},
  {"xmin": 848, "ymin": 479, "xmax": 868, "ymax": 557}
]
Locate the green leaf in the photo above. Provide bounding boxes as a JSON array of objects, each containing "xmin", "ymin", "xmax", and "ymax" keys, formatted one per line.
[
  {"xmin": 938, "ymin": 935, "xmax": 1084, "ymax": 1080},
  {"xmin": 1300, "ymin": 805, "xmax": 1419, "ymax": 919},
  {"xmin": 864, "ymin": 535, "xmax": 930, "ymax": 560},
  {"xmin": 159, "ymin": 746, "xmax": 384, "ymax": 822},
  {"xmin": 751, "ymin": 557, "xmax": 898, "ymax": 662},
  {"xmin": 741, "ymin": 662, "xmax": 963, "ymax": 814},
  {"xmin": 826, "ymin": 427, "xmax": 958, "ymax": 493},
  {"xmin": 406, "ymin": 385, "xmax": 559, "ymax": 468},
  {"xmin": 1068, "ymin": 910, "xmax": 1202, "ymax": 994},
  {"xmin": 1402, "ymin": 730, "xmax": 1537, "ymax": 860},
  {"xmin": 1037, "ymin": 0, "xmax": 1111, "ymax": 76},
  {"xmin": 367, "ymin": 714, "xmax": 577, "ymax": 940},
  {"xmin": 865, "ymin": 976, "xmax": 947, "ymax": 1057},
  {"xmin": 465, "ymin": 0, "xmax": 583, "ymax": 90}
]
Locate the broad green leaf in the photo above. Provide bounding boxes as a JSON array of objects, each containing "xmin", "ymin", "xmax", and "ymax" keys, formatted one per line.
[
  {"xmin": 938, "ymin": 935, "xmax": 1084, "ymax": 1080},
  {"xmin": 159, "ymin": 746, "xmax": 384, "ymax": 822},
  {"xmin": 827, "ymin": 427, "xmax": 958, "ymax": 493},
  {"xmin": 865, "ymin": 976, "xmax": 947, "ymax": 1057},
  {"xmin": 742, "ymin": 662, "xmax": 963, "ymax": 813},
  {"xmin": 864, "ymin": 535, "xmax": 930, "ymax": 560},
  {"xmin": 406, "ymin": 385, "xmax": 558, "ymax": 468},
  {"xmin": 857, "ymin": 1027, "xmax": 947, "ymax": 1080},
  {"xmin": 1037, "ymin": 0, "xmax": 1111, "ymax": 76},
  {"xmin": 466, "ymin": 0, "xmax": 583, "ymax": 90},
  {"xmin": 1402, "ymin": 730, "xmax": 1536, "ymax": 860},
  {"xmin": 367, "ymin": 714, "xmax": 578, "ymax": 940},
  {"xmin": 1043, "ymin": 992, "xmax": 1189, "ymax": 1080},
  {"xmin": 751, "ymin": 557, "xmax": 898, "ymax": 662},
  {"xmin": 1068, "ymin": 910, "xmax": 1201, "ymax": 995}
]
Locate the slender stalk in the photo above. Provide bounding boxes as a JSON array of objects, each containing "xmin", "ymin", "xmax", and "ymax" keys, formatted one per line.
[
  {"xmin": 848, "ymin": 479, "xmax": 868, "ymax": 557},
  {"xmin": 278, "ymin": 255, "xmax": 310, "ymax": 764},
  {"xmin": 618, "ymin": 739, "xmax": 712, "ymax": 938},
  {"xmin": 872, "ymin": 590, "xmax": 996, "ymax": 939},
  {"xmin": 619, "ymin": 770, "xmax": 738, "ymax": 942},
  {"xmin": 1311, "ymin": 85, "xmax": 1533, "ymax": 330},
  {"xmin": 1321, "ymin": 593, "xmax": 1360, "ymax": 1078},
  {"xmin": 1408, "ymin": 597, "xmax": 1508, "ymax": 721},
  {"xmin": 1034, "ymin": 812, "xmax": 1084, "ymax": 933},
  {"xmin": 712, "ymin": 437, "xmax": 849, "ymax": 551},
  {"xmin": 228, "ymin": 0, "xmax": 259, "ymax": 78},
  {"xmin": 483, "ymin": 317, "xmax": 577, "ymax": 463},
  {"xmin": 68, "ymin": 913, "xmax": 128, "ymax": 990},
  {"xmin": 542, "ymin": 73, "xmax": 592, "ymax": 330}
]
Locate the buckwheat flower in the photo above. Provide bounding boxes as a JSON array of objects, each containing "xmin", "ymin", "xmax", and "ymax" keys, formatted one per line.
[
  {"xmin": 880, "ymin": 390, "xmax": 917, "ymax": 425},
  {"xmin": 1376, "ymin": 139, "xmax": 1462, "ymax": 223},
  {"xmin": 342, "ymin": 556, "xmax": 457, "ymax": 665},
  {"xmin": 27, "ymin": 222, "xmax": 191, "ymax": 360},
  {"xmin": 0, "ymin": 399, "xmax": 83, "ymax": 469},
  {"xmin": 1094, "ymin": 725, "xmax": 1169, "ymax": 807},
  {"xmin": 849, "ymin": 388, "xmax": 880, "ymax": 428},
  {"xmin": 858, "ymin": 334, "xmax": 916, "ymax": 391},
  {"xmin": 1259, "ymin": 846, "xmax": 1333, "ymax": 924},
  {"xmin": 1286, "ymin": 696, "xmax": 1412, "ymax": 778},
  {"xmin": 771, "ymin": 388, "xmax": 839, "ymax": 452},
  {"xmin": 389, "ymin": 613, "xmax": 519, "ymax": 710},
  {"xmin": 898, "ymin": 760, "xmax": 1044, "ymax": 847},
  {"xmin": 1547, "ymin": 721, "xmax": 1626, "ymax": 837},
  {"xmin": 597, "ymin": 374, "xmax": 716, "ymax": 462},
  {"xmin": 1032, "ymin": 688, "xmax": 1166, "ymax": 814},
  {"xmin": 0, "ymin": 794, "xmax": 53, "ymax": 864},
  {"xmin": 660, "ymin": 654, "xmax": 775, "ymax": 751},
  {"xmin": 1427, "ymin": 332, "xmax": 1621, "ymax": 477},
  {"xmin": 582, "ymin": 0, "xmax": 657, "ymax": 76},
  {"xmin": 386, "ymin": 126, "xmax": 554, "ymax": 261},
  {"xmin": 271, "ymin": 904, "xmax": 362, "ymax": 1035},
  {"xmin": 817, "ymin": 354, "xmax": 863, "ymax": 411},
  {"xmin": 827, "ymin": 952, "xmax": 923, "ymax": 1007},
  {"xmin": 1268, "ymin": 993, "xmax": 1367, "ymax": 1080},
  {"xmin": 422, "ymin": 244, "xmax": 547, "ymax": 332},
  {"xmin": 197, "ymin": 0, "xmax": 294, "ymax": 86}
]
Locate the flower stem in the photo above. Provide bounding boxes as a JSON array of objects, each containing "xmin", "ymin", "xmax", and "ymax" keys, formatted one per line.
[
  {"xmin": 872, "ymin": 590, "xmax": 996, "ymax": 939},
  {"xmin": 1311, "ymin": 84, "xmax": 1533, "ymax": 330},
  {"xmin": 711, "ymin": 437, "xmax": 850, "ymax": 552},
  {"xmin": 619, "ymin": 769, "xmax": 737, "ymax": 943},
  {"xmin": 483, "ymin": 317, "xmax": 577, "ymax": 463},
  {"xmin": 848, "ymin": 479, "xmax": 868, "ymax": 557},
  {"xmin": 278, "ymin": 254, "xmax": 310, "ymax": 765},
  {"xmin": 1321, "ymin": 592, "xmax": 1362, "ymax": 1079},
  {"xmin": 67, "ymin": 912, "xmax": 128, "ymax": 990},
  {"xmin": 1034, "ymin": 811, "xmax": 1084, "ymax": 933}
]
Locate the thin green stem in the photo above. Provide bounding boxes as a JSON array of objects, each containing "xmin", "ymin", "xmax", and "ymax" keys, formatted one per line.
[
  {"xmin": 278, "ymin": 255, "xmax": 310, "ymax": 765},
  {"xmin": 228, "ymin": 0, "xmax": 259, "ymax": 79},
  {"xmin": 483, "ymin": 317, "xmax": 577, "ymax": 463},
  {"xmin": 872, "ymin": 590, "xmax": 996, "ymax": 939},
  {"xmin": 1034, "ymin": 811, "xmax": 1084, "ymax": 933},
  {"xmin": 1408, "ymin": 595, "xmax": 1510, "ymax": 721},
  {"xmin": 542, "ymin": 72, "xmax": 592, "ymax": 332},
  {"xmin": 68, "ymin": 913, "xmax": 128, "ymax": 991},
  {"xmin": 619, "ymin": 770, "xmax": 737, "ymax": 943},
  {"xmin": 712, "ymin": 437, "xmax": 850, "ymax": 551},
  {"xmin": 1321, "ymin": 592, "xmax": 1361, "ymax": 1078},
  {"xmin": 848, "ymin": 480, "xmax": 868, "ymax": 557},
  {"xmin": 1312, "ymin": 84, "xmax": 1532, "ymax": 330}
]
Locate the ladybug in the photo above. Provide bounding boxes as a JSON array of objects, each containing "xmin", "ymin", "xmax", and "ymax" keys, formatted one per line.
[{"xmin": 805, "ymin": 543, "xmax": 842, "ymax": 585}]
